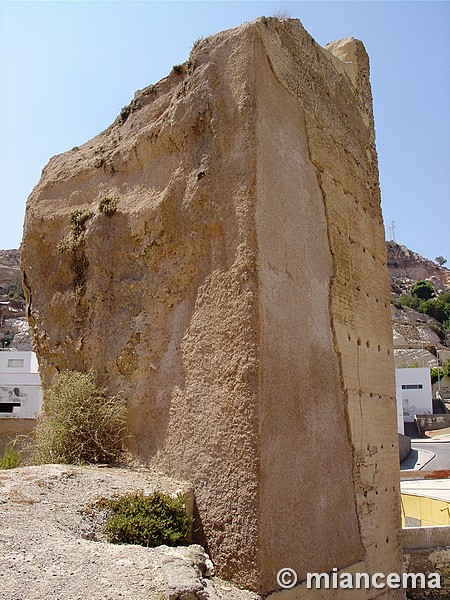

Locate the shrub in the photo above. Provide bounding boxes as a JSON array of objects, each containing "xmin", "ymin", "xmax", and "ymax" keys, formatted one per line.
[
  {"xmin": 0, "ymin": 442, "xmax": 22, "ymax": 470},
  {"xmin": 99, "ymin": 490, "xmax": 191, "ymax": 547},
  {"xmin": 395, "ymin": 294, "xmax": 421, "ymax": 311},
  {"xmin": 418, "ymin": 298, "xmax": 450, "ymax": 324},
  {"xmin": 191, "ymin": 37, "xmax": 204, "ymax": 52},
  {"xmin": 430, "ymin": 361, "xmax": 450, "ymax": 384},
  {"xmin": 33, "ymin": 370, "xmax": 127, "ymax": 465},
  {"xmin": 98, "ymin": 195, "xmax": 118, "ymax": 215},
  {"xmin": 411, "ymin": 280, "xmax": 435, "ymax": 300}
]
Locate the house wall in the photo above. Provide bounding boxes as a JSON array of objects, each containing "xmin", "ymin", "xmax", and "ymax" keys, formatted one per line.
[
  {"xmin": 0, "ymin": 351, "xmax": 42, "ymax": 419},
  {"xmin": 395, "ymin": 368, "xmax": 433, "ymax": 423}
]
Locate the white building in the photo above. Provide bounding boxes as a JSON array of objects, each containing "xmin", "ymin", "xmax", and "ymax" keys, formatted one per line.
[
  {"xmin": 395, "ymin": 367, "xmax": 433, "ymax": 432},
  {"xmin": 0, "ymin": 351, "xmax": 42, "ymax": 418}
]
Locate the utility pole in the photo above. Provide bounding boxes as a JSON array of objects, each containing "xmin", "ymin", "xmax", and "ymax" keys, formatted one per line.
[
  {"xmin": 437, "ymin": 349, "xmax": 442, "ymax": 395},
  {"xmin": 388, "ymin": 220, "xmax": 396, "ymax": 242}
]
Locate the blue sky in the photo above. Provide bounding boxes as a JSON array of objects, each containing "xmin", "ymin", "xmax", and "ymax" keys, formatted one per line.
[{"xmin": 0, "ymin": 1, "xmax": 449, "ymax": 262}]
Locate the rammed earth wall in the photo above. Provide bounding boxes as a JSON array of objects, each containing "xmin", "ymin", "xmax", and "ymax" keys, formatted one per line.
[
  {"xmin": 22, "ymin": 18, "xmax": 403, "ymax": 596},
  {"xmin": 403, "ymin": 526, "xmax": 450, "ymax": 599},
  {"xmin": 403, "ymin": 548, "xmax": 450, "ymax": 599}
]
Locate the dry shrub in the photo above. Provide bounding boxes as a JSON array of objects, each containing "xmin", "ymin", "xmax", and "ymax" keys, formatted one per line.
[{"xmin": 33, "ymin": 370, "xmax": 127, "ymax": 465}]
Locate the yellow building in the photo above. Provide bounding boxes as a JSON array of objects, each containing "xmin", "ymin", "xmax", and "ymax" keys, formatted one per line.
[{"xmin": 401, "ymin": 479, "xmax": 450, "ymax": 527}]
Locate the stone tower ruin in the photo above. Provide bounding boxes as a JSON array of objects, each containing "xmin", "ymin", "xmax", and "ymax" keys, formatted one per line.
[{"xmin": 22, "ymin": 18, "xmax": 403, "ymax": 597}]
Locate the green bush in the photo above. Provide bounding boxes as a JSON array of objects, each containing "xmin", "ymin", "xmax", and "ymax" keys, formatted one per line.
[
  {"xmin": 431, "ymin": 363, "xmax": 450, "ymax": 384},
  {"xmin": 99, "ymin": 491, "xmax": 191, "ymax": 547},
  {"xmin": 395, "ymin": 294, "xmax": 421, "ymax": 311},
  {"xmin": 7, "ymin": 280, "xmax": 25, "ymax": 300},
  {"xmin": 394, "ymin": 288, "xmax": 450, "ymax": 328},
  {"xmin": 0, "ymin": 443, "xmax": 22, "ymax": 470},
  {"xmin": 411, "ymin": 280, "xmax": 435, "ymax": 300},
  {"xmin": 69, "ymin": 209, "xmax": 94, "ymax": 237},
  {"xmin": 33, "ymin": 370, "xmax": 127, "ymax": 465},
  {"xmin": 418, "ymin": 298, "xmax": 450, "ymax": 324}
]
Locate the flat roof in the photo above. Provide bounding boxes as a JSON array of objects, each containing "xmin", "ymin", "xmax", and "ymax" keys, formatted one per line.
[{"xmin": 401, "ymin": 479, "xmax": 450, "ymax": 503}]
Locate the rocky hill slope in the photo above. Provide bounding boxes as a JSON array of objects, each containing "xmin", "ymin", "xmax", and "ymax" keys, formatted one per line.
[
  {"xmin": 0, "ymin": 249, "xmax": 31, "ymax": 350},
  {"xmin": 387, "ymin": 242, "xmax": 450, "ymax": 368},
  {"xmin": 387, "ymin": 241, "xmax": 450, "ymax": 296},
  {"xmin": 0, "ymin": 249, "xmax": 21, "ymax": 285}
]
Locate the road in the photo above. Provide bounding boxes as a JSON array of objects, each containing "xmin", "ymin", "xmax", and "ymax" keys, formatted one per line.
[{"xmin": 410, "ymin": 441, "xmax": 450, "ymax": 470}]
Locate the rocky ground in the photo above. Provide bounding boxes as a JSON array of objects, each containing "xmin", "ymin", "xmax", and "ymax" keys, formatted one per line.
[
  {"xmin": 387, "ymin": 242, "xmax": 450, "ymax": 367},
  {"xmin": 0, "ymin": 464, "xmax": 259, "ymax": 600}
]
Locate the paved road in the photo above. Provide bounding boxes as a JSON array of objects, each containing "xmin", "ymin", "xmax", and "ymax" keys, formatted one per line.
[{"xmin": 410, "ymin": 442, "xmax": 450, "ymax": 470}]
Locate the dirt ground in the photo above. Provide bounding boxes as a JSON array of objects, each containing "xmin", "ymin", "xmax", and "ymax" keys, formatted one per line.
[{"xmin": 0, "ymin": 464, "xmax": 259, "ymax": 600}]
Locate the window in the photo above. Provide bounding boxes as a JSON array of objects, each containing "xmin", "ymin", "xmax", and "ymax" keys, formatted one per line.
[
  {"xmin": 0, "ymin": 402, "xmax": 21, "ymax": 413},
  {"xmin": 402, "ymin": 384, "xmax": 423, "ymax": 390},
  {"xmin": 7, "ymin": 359, "xmax": 24, "ymax": 368}
]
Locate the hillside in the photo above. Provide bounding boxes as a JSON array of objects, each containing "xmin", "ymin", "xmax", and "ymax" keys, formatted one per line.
[
  {"xmin": 0, "ymin": 249, "xmax": 21, "ymax": 287},
  {"xmin": 0, "ymin": 248, "xmax": 31, "ymax": 350},
  {"xmin": 387, "ymin": 241, "xmax": 450, "ymax": 368},
  {"xmin": 387, "ymin": 241, "xmax": 450, "ymax": 296}
]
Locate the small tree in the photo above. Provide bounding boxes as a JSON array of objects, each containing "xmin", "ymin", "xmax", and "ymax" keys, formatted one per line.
[
  {"xmin": 435, "ymin": 256, "xmax": 447, "ymax": 267},
  {"xmin": 419, "ymin": 298, "xmax": 450, "ymax": 324},
  {"xmin": 411, "ymin": 279, "xmax": 435, "ymax": 300},
  {"xmin": 33, "ymin": 370, "xmax": 127, "ymax": 465}
]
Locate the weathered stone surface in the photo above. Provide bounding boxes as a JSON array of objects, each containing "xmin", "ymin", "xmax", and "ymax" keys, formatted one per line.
[
  {"xmin": 403, "ymin": 548, "xmax": 450, "ymax": 599},
  {"xmin": 21, "ymin": 18, "xmax": 402, "ymax": 596},
  {"xmin": 0, "ymin": 464, "xmax": 258, "ymax": 600}
]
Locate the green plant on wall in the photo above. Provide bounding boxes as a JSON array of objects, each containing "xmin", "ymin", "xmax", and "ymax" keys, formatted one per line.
[
  {"xmin": 98, "ymin": 490, "xmax": 191, "ymax": 547},
  {"xmin": 172, "ymin": 64, "xmax": 183, "ymax": 74},
  {"xmin": 98, "ymin": 195, "xmax": 118, "ymax": 216},
  {"xmin": 57, "ymin": 209, "xmax": 94, "ymax": 289}
]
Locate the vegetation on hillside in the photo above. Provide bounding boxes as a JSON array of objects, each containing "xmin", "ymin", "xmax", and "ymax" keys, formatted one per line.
[
  {"xmin": 431, "ymin": 361, "xmax": 450, "ymax": 385},
  {"xmin": 393, "ymin": 280, "xmax": 450, "ymax": 331}
]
